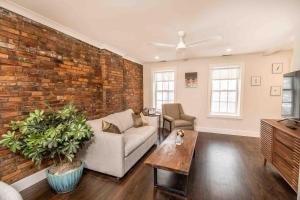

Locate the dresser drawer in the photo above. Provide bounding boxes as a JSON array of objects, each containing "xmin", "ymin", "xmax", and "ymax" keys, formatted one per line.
[
  {"xmin": 274, "ymin": 130, "xmax": 294, "ymax": 150},
  {"xmin": 273, "ymin": 139, "xmax": 294, "ymax": 166},
  {"xmin": 273, "ymin": 153, "xmax": 293, "ymax": 182}
]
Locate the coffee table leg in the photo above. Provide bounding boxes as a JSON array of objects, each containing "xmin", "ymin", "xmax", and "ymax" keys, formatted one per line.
[
  {"xmin": 153, "ymin": 168, "xmax": 189, "ymax": 197},
  {"xmin": 184, "ymin": 175, "xmax": 188, "ymax": 196},
  {"xmin": 154, "ymin": 168, "xmax": 157, "ymax": 186},
  {"xmin": 193, "ymin": 150, "xmax": 195, "ymax": 158}
]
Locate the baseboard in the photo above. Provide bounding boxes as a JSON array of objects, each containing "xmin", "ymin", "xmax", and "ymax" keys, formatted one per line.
[
  {"xmin": 11, "ymin": 168, "xmax": 48, "ymax": 192},
  {"xmin": 196, "ymin": 126, "xmax": 260, "ymax": 138}
]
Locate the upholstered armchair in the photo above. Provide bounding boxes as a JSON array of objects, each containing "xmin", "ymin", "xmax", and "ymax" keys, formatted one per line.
[{"xmin": 162, "ymin": 103, "xmax": 196, "ymax": 131}]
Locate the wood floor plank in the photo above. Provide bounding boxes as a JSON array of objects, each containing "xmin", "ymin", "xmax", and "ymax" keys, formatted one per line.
[{"xmin": 21, "ymin": 132, "xmax": 297, "ymax": 200}]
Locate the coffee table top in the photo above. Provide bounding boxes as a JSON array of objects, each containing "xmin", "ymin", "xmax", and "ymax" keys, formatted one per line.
[{"xmin": 144, "ymin": 130, "xmax": 198, "ymax": 175}]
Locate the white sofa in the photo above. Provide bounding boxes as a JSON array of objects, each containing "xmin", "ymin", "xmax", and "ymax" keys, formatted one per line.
[
  {"xmin": 79, "ymin": 109, "xmax": 158, "ymax": 178},
  {"xmin": 0, "ymin": 182, "xmax": 23, "ymax": 200}
]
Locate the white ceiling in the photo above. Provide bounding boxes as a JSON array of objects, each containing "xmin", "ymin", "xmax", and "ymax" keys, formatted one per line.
[{"xmin": 5, "ymin": 0, "xmax": 300, "ymax": 63}]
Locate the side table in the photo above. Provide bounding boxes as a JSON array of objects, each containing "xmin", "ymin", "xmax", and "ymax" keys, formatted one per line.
[{"xmin": 145, "ymin": 113, "xmax": 161, "ymax": 134}]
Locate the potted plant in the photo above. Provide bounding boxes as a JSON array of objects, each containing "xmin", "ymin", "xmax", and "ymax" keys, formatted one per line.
[{"xmin": 0, "ymin": 102, "xmax": 93, "ymax": 193}]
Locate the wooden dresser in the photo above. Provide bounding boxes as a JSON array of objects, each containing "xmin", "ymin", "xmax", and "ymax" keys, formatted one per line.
[{"xmin": 260, "ymin": 119, "xmax": 300, "ymax": 192}]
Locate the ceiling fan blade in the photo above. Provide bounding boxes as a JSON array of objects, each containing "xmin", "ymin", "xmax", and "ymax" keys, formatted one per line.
[
  {"xmin": 150, "ymin": 42, "xmax": 176, "ymax": 48},
  {"xmin": 187, "ymin": 36, "xmax": 223, "ymax": 48}
]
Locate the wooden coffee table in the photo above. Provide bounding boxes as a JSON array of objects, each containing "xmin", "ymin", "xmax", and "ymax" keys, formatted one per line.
[{"xmin": 144, "ymin": 130, "xmax": 198, "ymax": 196}]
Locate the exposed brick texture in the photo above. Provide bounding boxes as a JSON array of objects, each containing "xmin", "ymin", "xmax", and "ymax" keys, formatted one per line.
[
  {"xmin": 0, "ymin": 8, "xmax": 143, "ymax": 183},
  {"xmin": 123, "ymin": 59, "xmax": 143, "ymax": 112}
]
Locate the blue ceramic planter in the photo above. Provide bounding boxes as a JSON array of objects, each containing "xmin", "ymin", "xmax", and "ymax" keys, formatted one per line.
[{"xmin": 46, "ymin": 162, "xmax": 84, "ymax": 194}]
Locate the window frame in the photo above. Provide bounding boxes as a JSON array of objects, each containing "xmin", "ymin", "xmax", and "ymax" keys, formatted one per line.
[
  {"xmin": 152, "ymin": 69, "xmax": 176, "ymax": 112},
  {"xmin": 208, "ymin": 64, "xmax": 244, "ymax": 119}
]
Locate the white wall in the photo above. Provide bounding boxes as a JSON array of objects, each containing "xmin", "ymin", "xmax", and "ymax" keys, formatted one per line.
[
  {"xmin": 292, "ymin": 30, "xmax": 300, "ymax": 71},
  {"xmin": 143, "ymin": 51, "xmax": 293, "ymax": 137}
]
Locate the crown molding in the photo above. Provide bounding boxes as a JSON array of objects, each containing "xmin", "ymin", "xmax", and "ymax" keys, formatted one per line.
[{"xmin": 0, "ymin": 0, "xmax": 142, "ymax": 64}]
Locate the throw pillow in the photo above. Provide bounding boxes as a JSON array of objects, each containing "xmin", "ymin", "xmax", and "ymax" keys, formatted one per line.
[
  {"xmin": 140, "ymin": 112, "xmax": 149, "ymax": 126},
  {"xmin": 132, "ymin": 113, "xmax": 143, "ymax": 128},
  {"xmin": 102, "ymin": 120, "xmax": 121, "ymax": 134}
]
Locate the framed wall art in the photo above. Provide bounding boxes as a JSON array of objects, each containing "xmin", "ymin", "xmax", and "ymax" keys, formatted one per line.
[
  {"xmin": 272, "ymin": 63, "xmax": 283, "ymax": 74},
  {"xmin": 185, "ymin": 72, "xmax": 198, "ymax": 88},
  {"xmin": 251, "ymin": 76, "xmax": 261, "ymax": 86},
  {"xmin": 270, "ymin": 86, "xmax": 281, "ymax": 96}
]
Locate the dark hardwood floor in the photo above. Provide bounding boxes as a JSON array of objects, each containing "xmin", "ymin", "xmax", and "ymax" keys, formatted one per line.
[{"xmin": 21, "ymin": 131, "xmax": 296, "ymax": 200}]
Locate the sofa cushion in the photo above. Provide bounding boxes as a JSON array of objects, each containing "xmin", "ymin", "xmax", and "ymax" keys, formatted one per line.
[
  {"xmin": 174, "ymin": 119, "xmax": 192, "ymax": 127},
  {"xmin": 105, "ymin": 109, "xmax": 134, "ymax": 132},
  {"xmin": 102, "ymin": 114, "xmax": 122, "ymax": 131},
  {"xmin": 118, "ymin": 109, "xmax": 134, "ymax": 131},
  {"xmin": 86, "ymin": 118, "xmax": 102, "ymax": 134},
  {"xmin": 123, "ymin": 126, "xmax": 156, "ymax": 157},
  {"xmin": 86, "ymin": 109, "xmax": 134, "ymax": 135}
]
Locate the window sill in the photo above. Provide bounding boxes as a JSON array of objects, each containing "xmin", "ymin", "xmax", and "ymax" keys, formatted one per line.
[{"xmin": 208, "ymin": 114, "xmax": 242, "ymax": 120}]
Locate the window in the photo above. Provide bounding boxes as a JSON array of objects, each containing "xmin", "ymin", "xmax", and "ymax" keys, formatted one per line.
[
  {"xmin": 282, "ymin": 77, "xmax": 294, "ymax": 116},
  {"xmin": 209, "ymin": 65, "xmax": 242, "ymax": 117},
  {"xmin": 153, "ymin": 71, "xmax": 175, "ymax": 111}
]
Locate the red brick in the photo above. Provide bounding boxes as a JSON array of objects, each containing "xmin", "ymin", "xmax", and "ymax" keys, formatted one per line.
[
  {"xmin": 0, "ymin": 53, "xmax": 8, "ymax": 58},
  {"xmin": 0, "ymin": 76, "xmax": 16, "ymax": 81},
  {"xmin": 31, "ymin": 91, "xmax": 43, "ymax": 96},
  {"xmin": 8, "ymin": 97, "xmax": 22, "ymax": 102}
]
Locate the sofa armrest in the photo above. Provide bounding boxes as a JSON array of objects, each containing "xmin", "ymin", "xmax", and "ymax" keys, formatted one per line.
[
  {"xmin": 79, "ymin": 132, "xmax": 125, "ymax": 177},
  {"xmin": 181, "ymin": 114, "xmax": 196, "ymax": 121},
  {"xmin": 163, "ymin": 115, "xmax": 175, "ymax": 122}
]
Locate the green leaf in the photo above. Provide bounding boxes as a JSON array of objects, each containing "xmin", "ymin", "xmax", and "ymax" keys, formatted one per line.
[{"xmin": 0, "ymin": 102, "xmax": 93, "ymax": 167}]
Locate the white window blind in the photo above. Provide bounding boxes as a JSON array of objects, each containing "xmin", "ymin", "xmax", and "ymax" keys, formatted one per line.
[
  {"xmin": 153, "ymin": 71, "xmax": 175, "ymax": 111},
  {"xmin": 209, "ymin": 66, "xmax": 242, "ymax": 116},
  {"xmin": 282, "ymin": 77, "xmax": 293, "ymax": 116}
]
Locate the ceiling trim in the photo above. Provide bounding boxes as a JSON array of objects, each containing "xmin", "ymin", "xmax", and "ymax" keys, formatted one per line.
[{"xmin": 0, "ymin": 0, "xmax": 142, "ymax": 64}]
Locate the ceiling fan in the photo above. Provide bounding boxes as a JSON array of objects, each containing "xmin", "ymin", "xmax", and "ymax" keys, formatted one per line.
[{"xmin": 151, "ymin": 31, "xmax": 222, "ymax": 50}]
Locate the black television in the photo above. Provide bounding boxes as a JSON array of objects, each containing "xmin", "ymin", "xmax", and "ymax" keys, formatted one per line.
[{"xmin": 281, "ymin": 70, "xmax": 300, "ymax": 122}]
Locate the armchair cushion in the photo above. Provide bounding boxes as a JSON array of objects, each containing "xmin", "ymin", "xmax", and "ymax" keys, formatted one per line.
[
  {"xmin": 163, "ymin": 104, "xmax": 180, "ymax": 119},
  {"xmin": 163, "ymin": 115, "xmax": 175, "ymax": 122},
  {"xmin": 180, "ymin": 114, "xmax": 196, "ymax": 121},
  {"xmin": 174, "ymin": 119, "xmax": 193, "ymax": 127}
]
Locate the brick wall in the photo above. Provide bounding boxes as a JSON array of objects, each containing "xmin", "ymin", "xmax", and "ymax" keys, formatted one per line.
[
  {"xmin": 0, "ymin": 8, "xmax": 143, "ymax": 183},
  {"xmin": 123, "ymin": 59, "xmax": 144, "ymax": 112}
]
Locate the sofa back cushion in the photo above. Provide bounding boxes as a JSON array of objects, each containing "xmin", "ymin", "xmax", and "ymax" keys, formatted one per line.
[
  {"xmin": 86, "ymin": 109, "xmax": 134, "ymax": 133},
  {"xmin": 102, "ymin": 114, "xmax": 122, "ymax": 131},
  {"xmin": 112, "ymin": 109, "xmax": 134, "ymax": 132},
  {"xmin": 86, "ymin": 118, "xmax": 102, "ymax": 134}
]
